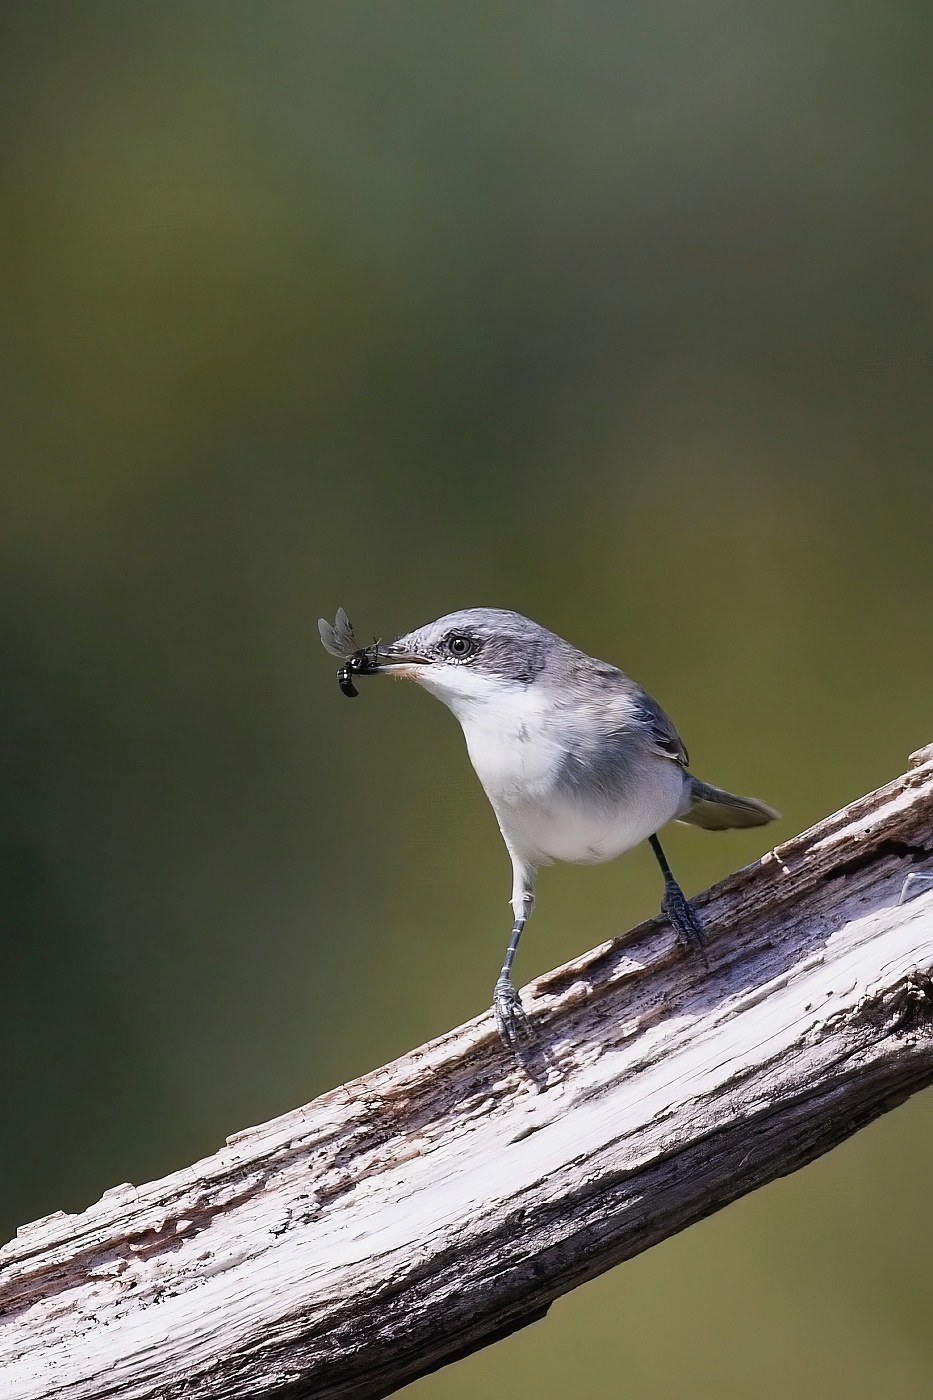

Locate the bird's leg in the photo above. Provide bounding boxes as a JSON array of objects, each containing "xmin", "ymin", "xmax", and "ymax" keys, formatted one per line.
[
  {"xmin": 494, "ymin": 917, "xmax": 531, "ymax": 1049},
  {"xmin": 648, "ymin": 833, "xmax": 709, "ymax": 970},
  {"xmin": 494, "ymin": 858, "xmax": 537, "ymax": 1051}
]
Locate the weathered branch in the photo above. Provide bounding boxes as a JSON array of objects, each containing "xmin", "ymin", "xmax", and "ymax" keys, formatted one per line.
[{"xmin": 3, "ymin": 748, "xmax": 933, "ymax": 1400}]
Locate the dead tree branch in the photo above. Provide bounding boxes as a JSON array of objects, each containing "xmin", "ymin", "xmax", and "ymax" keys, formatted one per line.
[{"xmin": 3, "ymin": 747, "xmax": 933, "ymax": 1400}]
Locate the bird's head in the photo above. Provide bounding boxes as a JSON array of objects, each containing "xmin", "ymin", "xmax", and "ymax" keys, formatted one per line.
[{"xmin": 320, "ymin": 607, "xmax": 562, "ymax": 719}]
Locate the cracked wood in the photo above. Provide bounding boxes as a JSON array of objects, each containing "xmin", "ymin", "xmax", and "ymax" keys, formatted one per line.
[{"xmin": 2, "ymin": 747, "xmax": 933, "ymax": 1400}]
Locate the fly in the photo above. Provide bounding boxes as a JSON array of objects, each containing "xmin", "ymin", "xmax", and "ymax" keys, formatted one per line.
[{"xmin": 318, "ymin": 608, "xmax": 379, "ymax": 699}]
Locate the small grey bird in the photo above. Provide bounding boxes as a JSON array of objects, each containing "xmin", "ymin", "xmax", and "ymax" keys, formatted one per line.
[{"xmin": 319, "ymin": 607, "xmax": 779, "ymax": 1051}]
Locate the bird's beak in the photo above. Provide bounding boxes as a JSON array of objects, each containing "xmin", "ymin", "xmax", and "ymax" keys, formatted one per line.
[{"xmin": 373, "ymin": 637, "xmax": 431, "ymax": 677}]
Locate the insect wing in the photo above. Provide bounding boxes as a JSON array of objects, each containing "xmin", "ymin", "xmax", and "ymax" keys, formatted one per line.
[
  {"xmin": 318, "ymin": 607, "xmax": 359, "ymax": 659},
  {"xmin": 318, "ymin": 616, "xmax": 343, "ymax": 657},
  {"xmin": 333, "ymin": 607, "xmax": 358, "ymax": 655}
]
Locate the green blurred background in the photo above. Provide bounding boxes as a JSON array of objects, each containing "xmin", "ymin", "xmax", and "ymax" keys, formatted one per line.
[{"xmin": 1, "ymin": 2, "xmax": 932, "ymax": 1394}]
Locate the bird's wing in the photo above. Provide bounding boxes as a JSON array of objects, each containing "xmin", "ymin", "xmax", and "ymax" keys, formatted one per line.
[
  {"xmin": 628, "ymin": 686, "xmax": 690, "ymax": 768},
  {"xmin": 573, "ymin": 660, "xmax": 691, "ymax": 769}
]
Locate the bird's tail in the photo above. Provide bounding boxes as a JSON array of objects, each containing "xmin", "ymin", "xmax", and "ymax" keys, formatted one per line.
[{"xmin": 678, "ymin": 776, "xmax": 780, "ymax": 831}]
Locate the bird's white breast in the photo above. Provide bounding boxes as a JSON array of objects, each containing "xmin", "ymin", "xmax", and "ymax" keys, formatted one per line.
[
  {"xmin": 416, "ymin": 664, "xmax": 685, "ymax": 866},
  {"xmin": 502, "ymin": 761, "xmax": 686, "ymax": 865}
]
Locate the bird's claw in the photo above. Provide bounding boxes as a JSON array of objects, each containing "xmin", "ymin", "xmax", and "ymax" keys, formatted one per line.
[
  {"xmin": 494, "ymin": 978, "xmax": 535, "ymax": 1051},
  {"xmin": 662, "ymin": 882, "xmax": 709, "ymax": 970}
]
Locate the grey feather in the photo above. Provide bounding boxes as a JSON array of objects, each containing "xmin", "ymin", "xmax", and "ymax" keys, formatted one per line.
[
  {"xmin": 679, "ymin": 778, "xmax": 780, "ymax": 830},
  {"xmin": 629, "ymin": 688, "xmax": 690, "ymax": 768}
]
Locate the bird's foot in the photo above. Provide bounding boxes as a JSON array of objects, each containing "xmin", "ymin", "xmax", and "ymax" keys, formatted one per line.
[
  {"xmin": 494, "ymin": 977, "xmax": 535, "ymax": 1052},
  {"xmin": 662, "ymin": 881, "xmax": 710, "ymax": 970}
]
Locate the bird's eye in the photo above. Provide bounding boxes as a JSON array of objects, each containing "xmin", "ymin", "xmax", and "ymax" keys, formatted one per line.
[{"xmin": 446, "ymin": 633, "xmax": 474, "ymax": 659}]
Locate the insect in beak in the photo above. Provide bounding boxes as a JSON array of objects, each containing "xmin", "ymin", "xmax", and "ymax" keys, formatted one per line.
[
  {"xmin": 336, "ymin": 653, "xmax": 379, "ymax": 697},
  {"xmin": 337, "ymin": 664, "xmax": 358, "ymax": 698},
  {"xmin": 318, "ymin": 609, "xmax": 381, "ymax": 699}
]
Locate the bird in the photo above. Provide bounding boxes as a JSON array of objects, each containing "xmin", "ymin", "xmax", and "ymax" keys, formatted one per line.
[{"xmin": 319, "ymin": 606, "xmax": 779, "ymax": 1051}]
